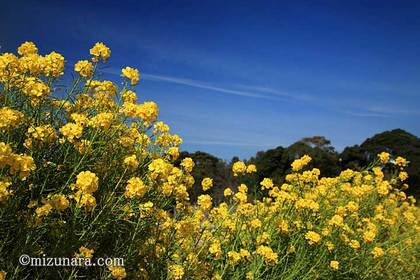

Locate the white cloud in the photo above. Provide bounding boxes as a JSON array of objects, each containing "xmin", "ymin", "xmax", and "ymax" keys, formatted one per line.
[
  {"xmin": 184, "ymin": 139, "xmax": 273, "ymax": 147},
  {"xmin": 365, "ymin": 106, "xmax": 420, "ymax": 116},
  {"xmin": 143, "ymin": 73, "xmax": 278, "ymax": 99},
  {"xmin": 103, "ymin": 68, "xmax": 297, "ymax": 101}
]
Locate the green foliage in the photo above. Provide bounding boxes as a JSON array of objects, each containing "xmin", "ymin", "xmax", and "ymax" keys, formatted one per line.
[
  {"xmin": 184, "ymin": 131, "xmax": 420, "ymax": 200},
  {"xmin": 341, "ymin": 129, "xmax": 420, "ymax": 198}
]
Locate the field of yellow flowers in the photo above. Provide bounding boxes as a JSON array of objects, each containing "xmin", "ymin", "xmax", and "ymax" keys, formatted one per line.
[{"xmin": 0, "ymin": 42, "xmax": 419, "ymax": 280}]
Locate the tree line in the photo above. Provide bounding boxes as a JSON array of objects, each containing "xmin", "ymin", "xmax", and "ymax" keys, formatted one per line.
[{"xmin": 176, "ymin": 129, "xmax": 420, "ymax": 203}]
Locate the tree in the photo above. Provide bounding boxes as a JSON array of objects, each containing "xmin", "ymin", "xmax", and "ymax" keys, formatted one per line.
[
  {"xmin": 340, "ymin": 129, "xmax": 420, "ymax": 198},
  {"xmin": 300, "ymin": 136, "xmax": 335, "ymax": 153},
  {"xmin": 283, "ymin": 140, "xmax": 340, "ymax": 178},
  {"xmin": 176, "ymin": 151, "xmax": 231, "ymax": 204}
]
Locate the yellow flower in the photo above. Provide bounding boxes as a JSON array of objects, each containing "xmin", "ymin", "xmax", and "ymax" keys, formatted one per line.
[
  {"xmin": 121, "ymin": 90, "xmax": 137, "ymax": 103},
  {"xmin": 239, "ymin": 249, "xmax": 251, "ymax": 261},
  {"xmin": 18, "ymin": 41, "xmax": 38, "ymax": 56},
  {"xmin": 295, "ymin": 198, "xmax": 319, "ymax": 212},
  {"xmin": 403, "ymin": 211, "xmax": 416, "ymax": 223},
  {"xmin": 328, "ymin": 215, "xmax": 344, "ymax": 227},
  {"xmin": 238, "ymin": 183, "xmax": 248, "ymax": 193},
  {"xmin": 346, "ymin": 201, "xmax": 359, "ymax": 213},
  {"xmin": 167, "ymin": 147, "xmax": 180, "ymax": 160},
  {"xmin": 78, "ymin": 246, "xmax": 94, "ymax": 258},
  {"xmin": 48, "ymin": 194, "xmax": 69, "ymax": 211},
  {"xmin": 330, "ymin": 260, "xmax": 339, "ymax": 270},
  {"xmin": 371, "ymin": 247, "xmax": 384, "ymax": 258},
  {"xmin": 255, "ymin": 245, "xmax": 278, "ymax": 265},
  {"xmin": 224, "ymin": 188, "xmax": 233, "ymax": 197},
  {"xmin": 74, "ymin": 60, "xmax": 93, "ymax": 78},
  {"xmin": 75, "ymin": 171, "xmax": 99, "ymax": 193},
  {"xmin": 377, "ymin": 181, "xmax": 390, "ymax": 196},
  {"xmin": 168, "ymin": 264, "xmax": 184, "ymax": 280},
  {"xmin": 209, "ymin": 240, "xmax": 222, "ymax": 259},
  {"xmin": 139, "ymin": 201, "xmax": 154, "ymax": 217},
  {"xmin": 256, "ymin": 232, "xmax": 270, "ymax": 244},
  {"xmin": 201, "ymin": 177, "xmax": 213, "ymax": 191},
  {"xmin": 232, "ymin": 161, "xmax": 246, "ymax": 176},
  {"xmin": 42, "ymin": 51, "xmax": 65, "ymax": 77},
  {"xmin": 9, "ymin": 154, "xmax": 36, "ymax": 179},
  {"xmin": 227, "ymin": 251, "xmax": 241, "ymax": 265},
  {"xmin": 305, "ymin": 231, "xmax": 321, "ymax": 245},
  {"xmin": 378, "ymin": 152, "xmax": 390, "ymax": 164},
  {"xmin": 245, "ymin": 272, "xmax": 254, "ymax": 280},
  {"xmin": 124, "ymin": 177, "xmax": 147, "ymax": 199},
  {"xmin": 325, "ymin": 241, "xmax": 335, "ymax": 252},
  {"xmin": 234, "ymin": 191, "xmax": 247, "ymax": 204},
  {"xmin": 291, "ymin": 155, "xmax": 312, "ymax": 171},
  {"xmin": 35, "ymin": 203, "xmax": 53, "ymax": 217},
  {"xmin": 138, "ymin": 101, "xmax": 159, "ymax": 125},
  {"xmin": 121, "ymin": 66, "xmax": 140, "ymax": 85},
  {"xmin": 74, "ymin": 191, "xmax": 96, "ymax": 211},
  {"xmin": 148, "ymin": 158, "xmax": 172, "ymax": 179},
  {"xmin": 0, "ymin": 271, "xmax": 6, "ymax": 280},
  {"xmin": 22, "ymin": 77, "xmax": 51, "ymax": 103},
  {"xmin": 19, "ymin": 54, "xmax": 43, "ymax": 75},
  {"xmin": 197, "ymin": 194, "xmax": 212, "ymax": 211},
  {"xmin": 349, "ymin": 240, "xmax": 360, "ymax": 250},
  {"xmin": 27, "ymin": 124, "xmax": 57, "ymax": 143},
  {"xmin": 181, "ymin": 157, "xmax": 195, "ymax": 172},
  {"xmin": 123, "ymin": 102, "xmax": 160, "ymax": 126},
  {"xmin": 246, "ymin": 164, "xmax": 257, "ymax": 173},
  {"xmin": 154, "ymin": 122, "xmax": 169, "ymax": 135},
  {"xmin": 90, "ymin": 42, "xmax": 111, "ymax": 62},
  {"xmin": 287, "ymin": 245, "xmax": 296, "ymax": 254},
  {"xmin": 394, "ymin": 156, "xmax": 407, "ymax": 167},
  {"xmin": 250, "ymin": 218, "xmax": 262, "ymax": 229},
  {"xmin": 0, "ymin": 143, "xmax": 14, "ymax": 165},
  {"xmin": 0, "ymin": 107, "xmax": 24, "ymax": 131},
  {"xmin": 399, "ymin": 171, "xmax": 408, "ymax": 181},
  {"xmin": 123, "ymin": 155, "xmax": 139, "ymax": 170},
  {"xmin": 277, "ymin": 219, "xmax": 289, "ymax": 234},
  {"xmin": 260, "ymin": 178, "xmax": 274, "ymax": 190},
  {"xmin": 108, "ymin": 266, "xmax": 126, "ymax": 279},
  {"xmin": 88, "ymin": 80, "xmax": 117, "ymax": 96},
  {"xmin": 60, "ymin": 123, "xmax": 83, "ymax": 142},
  {"xmin": 0, "ymin": 53, "xmax": 19, "ymax": 81},
  {"xmin": 90, "ymin": 112, "xmax": 113, "ymax": 130},
  {"xmin": 363, "ymin": 223, "xmax": 377, "ymax": 243},
  {"xmin": 0, "ymin": 181, "xmax": 12, "ymax": 202}
]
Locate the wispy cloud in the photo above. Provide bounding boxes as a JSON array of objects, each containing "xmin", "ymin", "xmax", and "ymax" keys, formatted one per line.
[
  {"xmin": 233, "ymin": 85, "xmax": 314, "ymax": 101},
  {"xmin": 184, "ymin": 139, "xmax": 274, "ymax": 147},
  {"xmin": 143, "ymin": 73, "xmax": 281, "ymax": 100},
  {"xmin": 102, "ymin": 68, "xmax": 419, "ymax": 118},
  {"xmin": 365, "ymin": 106, "xmax": 420, "ymax": 116},
  {"xmin": 341, "ymin": 110, "xmax": 390, "ymax": 118},
  {"xmin": 340, "ymin": 103, "xmax": 420, "ymax": 118},
  {"xmin": 103, "ymin": 68, "xmax": 299, "ymax": 101}
]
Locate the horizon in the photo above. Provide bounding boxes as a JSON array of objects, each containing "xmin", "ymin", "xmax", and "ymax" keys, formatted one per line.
[
  {"xmin": 2, "ymin": 0, "xmax": 420, "ymax": 160},
  {"xmin": 181, "ymin": 128, "xmax": 419, "ymax": 161}
]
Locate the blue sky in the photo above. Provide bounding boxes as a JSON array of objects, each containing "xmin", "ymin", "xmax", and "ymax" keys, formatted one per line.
[{"xmin": 1, "ymin": 0, "xmax": 420, "ymax": 160}]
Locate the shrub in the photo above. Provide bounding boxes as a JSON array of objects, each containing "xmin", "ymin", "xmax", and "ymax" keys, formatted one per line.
[{"xmin": 0, "ymin": 42, "xmax": 419, "ymax": 279}]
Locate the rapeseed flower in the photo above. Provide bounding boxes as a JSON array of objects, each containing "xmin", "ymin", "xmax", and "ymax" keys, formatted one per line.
[
  {"xmin": 90, "ymin": 42, "xmax": 111, "ymax": 62},
  {"xmin": 74, "ymin": 60, "xmax": 93, "ymax": 78},
  {"xmin": 201, "ymin": 177, "xmax": 213, "ymax": 191},
  {"xmin": 330, "ymin": 260, "xmax": 339, "ymax": 270},
  {"xmin": 121, "ymin": 66, "xmax": 140, "ymax": 85},
  {"xmin": 232, "ymin": 161, "xmax": 246, "ymax": 176}
]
